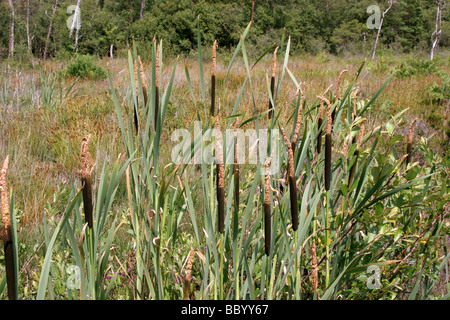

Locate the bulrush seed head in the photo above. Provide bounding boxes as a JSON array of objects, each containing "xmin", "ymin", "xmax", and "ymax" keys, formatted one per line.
[
  {"xmin": 81, "ymin": 135, "xmax": 94, "ymax": 229},
  {"xmin": 281, "ymin": 128, "xmax": 299, "ymax": 231}
]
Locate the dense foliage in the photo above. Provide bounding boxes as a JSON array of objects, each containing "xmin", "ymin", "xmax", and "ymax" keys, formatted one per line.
[{"xmin": 0, "ymin": 0, "xmax": 448, "ymax": 60}]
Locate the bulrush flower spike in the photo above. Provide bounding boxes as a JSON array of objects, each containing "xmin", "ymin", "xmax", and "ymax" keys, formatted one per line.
[
  {"xmin": 215, "ymin": 116, "xmax": 225, "ymax": 234},
  {"xmin": 317, "ymin": 95, "xmax": 332, "ymax": 191},
  {"xmin": 183, "ymin": 247, "xmax": 195, "ymax": 300},
  {"xmin": 264, "ymin": 148, "xmax": 275, "ymax": 256},
  {"xmin": 1, "ymin": 156, "xmax": 16, "ymax": 300},
  {"xmin": 211, "ymin": 40, "xmax": 217, "ymax": 117},
  {"xmin": 317, "ymin": 84, "xmax": 332, "ymax": 155},
  {"xmin": 268, "ymin": 46, "xmax": 279, "ymax": 120},
  {"xmin": 292, "ymin": 82, "xmax": 305, "ymax": 152},
  {"xmin": 81, "ymin": 135, "xmax": 94, "ymax": 229},
  {"xmin": 281, "ymin": 128, "xmax": 299, "ymax": 231}
]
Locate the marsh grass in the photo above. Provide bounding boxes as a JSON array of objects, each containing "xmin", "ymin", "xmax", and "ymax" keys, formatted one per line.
[{"xmin": 0, "ymin": 22, "xmax": 449, "ymax": 300}]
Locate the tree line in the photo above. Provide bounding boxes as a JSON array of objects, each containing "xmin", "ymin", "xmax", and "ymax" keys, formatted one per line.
[{"xmin": 0, "ymin": 0, "xmax": 448, "ymax": 61}]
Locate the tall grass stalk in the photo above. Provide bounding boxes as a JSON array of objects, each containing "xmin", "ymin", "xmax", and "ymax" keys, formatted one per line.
[{"xmin": 1, "ymin": 156, "xmax": 16, "ymax": 300}]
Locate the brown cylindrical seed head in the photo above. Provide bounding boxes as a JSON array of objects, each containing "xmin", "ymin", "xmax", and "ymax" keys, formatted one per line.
[
  {"xmin": 183, "ymin": 248, "xmax": 195, "ymax": 300},
  {"xmin": 1, "ymin": 156, "xmax": 10, "ymax": 234},
  {"xmin": 281, "ymin": 128, "xmax": 299, "ymax": 231},
  {"xmin": 272, "ymin": 46, "xmax": 279, "ymax": 78},
  {"xmin": 1, "ymin": 156, "xmax": 16, "ymax": 300},
  {"xmin": 215, "ymin": 118, "xmax": 225, "ymax": 234},
  {"xmin": 318, "ymin": 95, "xmax": 332, "ymax": 191},
  {"xmin": 292, "ymin": 82, "xmax": 305, "ymax": 148},
  {"xmin": 335, "ymin": 69, "xmax": 348, "ymax": 99},
  {"xmin": 311, "ymin": 241, "xmax": 318, "ymax": 295},
  {"xmin": 81, "ymin": 135, "xmax": 93, "ymax": 228},
  {"xmin": 212, "ymin": 40, "xmax": 217, "ymax": 76}
]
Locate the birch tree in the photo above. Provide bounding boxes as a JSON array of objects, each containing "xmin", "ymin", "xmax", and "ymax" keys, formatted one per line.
[
  {"xmin": 371, "ymin": 0, "xmax": 396, "ymax": 60},
  {"xmin": 431, "ymin": 0, "xmax": 448, "ymax": 60},
  {"xmin": 43, "ymin": 0, "xmax": 59, "ymax": 61}
]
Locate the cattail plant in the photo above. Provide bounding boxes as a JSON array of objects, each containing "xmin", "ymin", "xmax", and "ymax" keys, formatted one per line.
[
  {"xmin": 215, "ymin": 117, "xmax": 225, "ymax": 234},
  {"xmin": 1, "ymin": 156, "xmax": 15, "ymax": 300},
  {"xmin": 233, "ymin": 118, "xmax": 240, "ymax": 212},
  {"xmin": 316, "ymin": 85, "xmax": 332, "ymax": 155},
  {"xmin": 310, "ymin": 240, "xmax": 318, "ymax": 296},
  {"xmin": 348, "ymin": 119, "xmax": 365, "ymax": 189},
  {"xmin": 317, "ymin": 96, "xmax": 332, "ymax": 191},
  {"xmin": 211, "ymin": 40, "xmax": 217, "ymax": 117},
  {"xmin": 292, "ymin": 82, "xmax": 305, "ymax": 152},
  {"xmin": 133, "ymin": 60, "xmax": 140, "ymax": 133},
  {"xmin": 183, "ymin": 247, "xmax": 195, "ymax": 300},
  {"xmin": 263, "ymin": 149, "xmax": 274, "ymax": 256},
  {"xmin": 268, "ymin": 46, "xmax": 279, "ymax": 120},
  {"xmin": 406, "ymin": 118, "xmax": 417, "ymax": 166},
  {"xmin": 138, "ymin": 55, "xmax": 148, "ymax": 107},
  {"xmin": 155, "ymin": 43, "xmax": 160, "ymax": 129},
  {"xmin": 80, "ymin": 135, "xmax": 93, "ymax": 229},
  {"xmin": 281, "ymin": 128, "xmax": 298, "ymax": 231},
  {"xmin": 317, "ymin": 95, "xmax": 332, "ymax": 287},
  {"xmin": 332, "ymin": 69, "xmax": 347, "ymax": 121}
]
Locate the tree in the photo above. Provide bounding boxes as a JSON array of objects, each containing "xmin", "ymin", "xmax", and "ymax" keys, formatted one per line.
[
  {"xmin": 431, "ymin": 0, "xmax": 448, "ymax": 59},
  {"xmin": 371, "ymin": 0, "xmax": 396, "ymax": 60},
  {"xmin": 7, "ymin": 0, "xmax": 14, "ymax": 57}
]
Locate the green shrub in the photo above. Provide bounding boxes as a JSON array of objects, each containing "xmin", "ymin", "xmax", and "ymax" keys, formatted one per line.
[
  {"xmin": 396, "ymin": 58, "xmax": 438, "ymax": 78},
  {"xmin": 65, "ymin": 55, "xmax": 107, "ymax": 80}
]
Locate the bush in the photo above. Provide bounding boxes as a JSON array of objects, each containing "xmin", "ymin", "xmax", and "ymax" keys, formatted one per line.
[
  {"xmin": 396, "ymin": 58, "xmax": 438, "ymax": 78},
  {"xmin": 65, "ymin": 54, "xmax": 107, "ymax": 80}
]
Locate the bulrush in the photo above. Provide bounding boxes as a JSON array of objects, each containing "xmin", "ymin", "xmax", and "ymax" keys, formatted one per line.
[
  {"xmin": 233, "ymin": 118, "xmax": 240, "ymax": 211},
  {"xmin": 264, "ymin": 149, "xmax": 274, "ymax": 256},
  {"xmin": 317, "ymin": 85, "xmax": 332, "ymax": 155},
  {"xmin": 310, "ymin": 240, "xmax": 318, "ymax": 296},
  {"xmin": 1, "ymin": 156, "xmax": 15, "ymax": 300},
  {"xmin": 332, "ymin": 69, "xmax": 347, "ymax": 121},
  {"xmin": 292, "ymin": 82, "xmax": 305, "ymax": 152},
  {"xmin": 317, "ymin": 95, "xmax": 332, "ymax": 191},
  {"xmin": 183, "ymin": 247, "xmax": 195, "ymax": 300},
  {"xmin": 281, "ymin": 128, "xmax": 299, "ymax": 231},
  {"xmin": 81, "ymin": 135, "xmax": 93, "ymax": 229},
  {"xmin": 406, "ymin": 118, "xmax": 417, "ymax": 166},
  {"xmin": 138, "ymin": 55, "xmax": 148, "ymax": 107},
  {"xmin": 211, "ymin": 40, "xmax": 217, "ymax": 117},
  {"xmin": 268, "ymin": 46, "xmax": 279, "ymax": 119},
  {"xmin": 348, "ymin": 119, "xmax": 366, "ymax": 189},
  {"xmin": 155, "ymin": 43, "xmax": 160, "ymax": 129},
  {"xmin": 133, "ymin": 59, "xmax": 140, "ymax": 133},
  {"xmin": 215, "ymin": 117, "xmax": 225, "ymax": 234}
]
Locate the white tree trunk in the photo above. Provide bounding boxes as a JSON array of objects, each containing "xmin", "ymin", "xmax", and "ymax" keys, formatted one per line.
[
  {"xmin": 140, "ymin": 0, "xmax": 145, "ymax": 19},
  {"xmin": 26, "ymin": 0, "xmax": 31, "ymax": 54},
  {"xmin": 43, "ymin": 0, "xmax": 59, "ymax": 61},
  {"xmin": 8, "ymin": 0, "xmax": 14, "ymax": 58},
  {"xmin": 371, "ymin": 1, "xmax": 395, "ymax": 60},
  {"xmin": 431, "ymin": 1, "xmax": 444, "ymax": 60}
]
